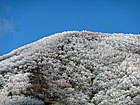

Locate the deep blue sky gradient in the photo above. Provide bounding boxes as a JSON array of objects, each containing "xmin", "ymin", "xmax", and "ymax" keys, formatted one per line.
[{"xmin": 0, "ymin": 0, "xmax": 140, "ymax": 56}]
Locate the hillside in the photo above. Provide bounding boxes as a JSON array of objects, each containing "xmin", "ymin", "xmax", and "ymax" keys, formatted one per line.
[{"xmin": 0, "ymin": 31, "xmax": 140, "ymax": 105}]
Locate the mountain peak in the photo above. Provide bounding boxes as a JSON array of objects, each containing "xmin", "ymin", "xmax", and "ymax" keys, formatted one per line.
[{"xmin": 0, "ymin": 31, "xmax": 140, "ymax": 105}]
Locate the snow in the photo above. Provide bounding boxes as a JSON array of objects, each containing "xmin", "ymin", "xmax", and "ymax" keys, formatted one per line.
[{"xmin": 0, "ymin": 31, "xmax": 140, "ymax": 105}]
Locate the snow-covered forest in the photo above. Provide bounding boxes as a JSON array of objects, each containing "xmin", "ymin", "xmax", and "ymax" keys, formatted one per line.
[{"xmin": 0, "ymin": 31, "xmax": 140, "ymax": 105}]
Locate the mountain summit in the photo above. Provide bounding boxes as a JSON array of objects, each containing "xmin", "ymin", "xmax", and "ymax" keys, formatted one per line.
[{"xmin": 0, "ymin": 31, "xmax": 140, "ymax": 105}]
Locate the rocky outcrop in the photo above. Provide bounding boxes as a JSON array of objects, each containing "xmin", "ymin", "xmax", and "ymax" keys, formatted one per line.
[{"xmin": 0, "ymin": 31, "xmax": 140, "ymax": 105}]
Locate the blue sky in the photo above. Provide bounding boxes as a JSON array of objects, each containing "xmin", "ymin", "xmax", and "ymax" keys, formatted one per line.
[{"xmin": 0, "ymin": 0, "xmax": 140, "ymax": 56}]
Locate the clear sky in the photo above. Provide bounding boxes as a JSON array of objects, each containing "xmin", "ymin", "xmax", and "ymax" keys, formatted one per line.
[{"xmin": 0, "ymin": 0, "xmax": 140, "ymax": 56}]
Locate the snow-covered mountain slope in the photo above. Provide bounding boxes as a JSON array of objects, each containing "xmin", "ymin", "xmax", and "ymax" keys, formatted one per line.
[{"xmin": 0, "ymin": 31, "xmax": 140, "ymax": 105}]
